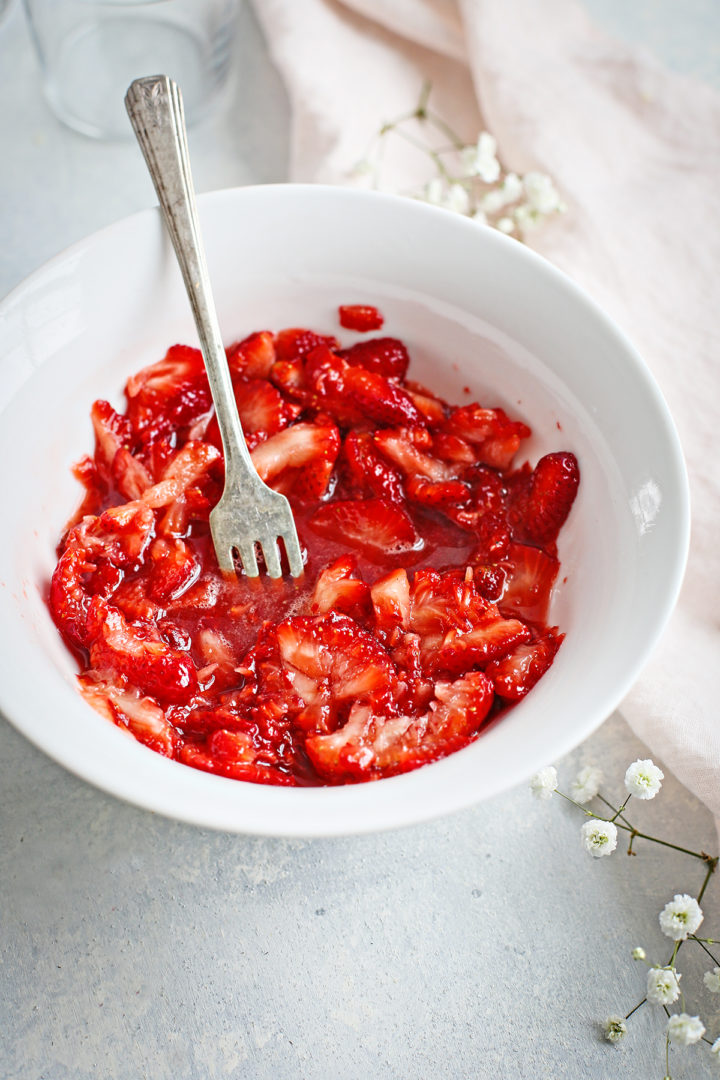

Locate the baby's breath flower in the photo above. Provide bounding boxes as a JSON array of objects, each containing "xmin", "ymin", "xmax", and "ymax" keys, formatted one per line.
[
  {"xmin": 461, "ymin": 132, "xmax": 500, "ymax": 183},
  {"xmin": 523, "ymin": 171, "xmax": 564, "ymax": 214},
  {"xmin": 478, "ymin": 172, "xmax": 523, "ymax": 214},
  {"xmin": 513, "ymin": 202, "xmax": 540, "ymax": 233},
  {"xmin": 444, "ymin": 183, "xmax": 470, "ymax": 215},
  {"xmin": 571, "ymin": 765, "xmax": 604, "ymax": 805},
  {"xmin": 423, "ymin": 177, "xmax": 445, "ymax": 206},
  {"xmin": 529, "ymin": 766, "xmax": 557, "ymax": 801},
  {"xmin": 496, "ymin": 216, "xmax": 515, "ymax": 234},
  {"xmin": 659, "ymin": 894, "xmax": 703, "ymax": 940},
  {"xmin": 603, "ymin": 1016, "xmax": 627, "ymax": 1043},
  {"xmin": 704, "ymin": 967, "xmax": 720, "ymax": 993},
  {"xmin": 632, "ymin": 947, "xmax": 646, "ymax": 961},
  {"xmin": 667, "ymin": 1013, "xmax": 705, "ymax": 1046},
  {"xmin": 646, "ymin": 967, "xmax": 681, "ymax": 1005},
  {"xmin": 471, "ymin": 208, "xmax": 488, "ymax": 225},
  {"xmin": 625, "ymin": 759, "xmax": 664, "ymax": 800},
  {"xmin": 581, "ymin": 819, "xmax": 618, "ymax": 858}
]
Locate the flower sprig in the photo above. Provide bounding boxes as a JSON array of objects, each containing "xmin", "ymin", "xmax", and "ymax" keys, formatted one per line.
[
  {"xmin": 349, "ymin": 81, "xmax": 565, "ymax": 239},
  {"xmin": 530, "ymin": 759, "xmax": 719, "ymax": 1078}
]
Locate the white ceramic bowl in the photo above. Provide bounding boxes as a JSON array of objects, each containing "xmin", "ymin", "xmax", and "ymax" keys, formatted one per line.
[{"xmin": 0, "ymin": 185, "xmax": 689, "ymax": 836}]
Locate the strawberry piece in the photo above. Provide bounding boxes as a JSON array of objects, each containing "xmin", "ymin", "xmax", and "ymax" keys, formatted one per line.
[
  {"xmin": 79, "ymin": 677, "xmax": 178, "ymax": 757},
  {"xmin": 275, "ymin": 328, "xmax": 338, "ymax": 362},
  {"xmin": 338, "ymin": 305, "xmax": 385, "ymax": 332},
  {"xmin": 338, "ymin": 337, "xmax": 408, "ymax": 379},
  {"xmin": 404, "ymin": 381, "xmax": 447, "ymax": 427},
  {"xmin": 86, "ymin": 596, "xmax": 199, "ymax": 704},
  {"xmin": 370, "ymin": 568, "xmax": 411, "ymax": 635},
  {"xmin": 306, "ymin": 669, "xmax": 494, "ymax": 781},
  {"xmin": 276, "ymin": 611, "xmax": 396, "ymax": 732},
  {"xmin": 179, "ymin": 742, "xmax": 297, "ymax": 785},
  {"xmin": 486, "ymin": 629, "xmax": 563, "ymax": 700},
  {"xmin": 434, "ymin": 611, "xmax": 531, "ymax": 674},
  {"xmin": 373, "ymin": 426, "xmax": 457, "ymax": 482},
  {"xmin": 205, "ymin": 378, "xmax": 301, "ymax": 452},
  {"xmin": 226, "ymin": 331, "xmax": 276, "ymax": 379},
  {"xmin": 499, "ymin": 542, "xmax": 559, "ymax": 624},
  {"xmin": 343, "ymin": 430, "xmax": 405, "ymax": 502},
  {"xmin": 406, "ymin": 475, "xmax": 471, "ymax": 509},
  {"xmin": 510, "ymin": 451, "xmax": 580, "ymax": 547},
  {"xmin": 432, "ymin": 432, "xmax": 476, "ymax": 465},
  {"xmin": 147, "ymin": 538, "xmax": 199, "ymax": 602},
  {"xmin": 309, "ymin": 498, "xmax": 420, "ymax": 561},
  {"xmin": 445, "ymin": 405, "xmax": 531, "ymax": 469},
  {"xmin": 310, "ymin": 556, "xmax": 371, "ymax": 617},
  {"xmin": 305, "ymin": 348, "xmax": 422, "ymax": 427},
  {"xmin": 126, "ymin": 344, "xmax": 212, "ymax": 438},
  {"xmin": 91, "ymin": 399, "xmax": 133, "ymax": 475},
  {"xmin": 50, "ymin": 547, "xmax": 96, "ymax": 648},
  {"xmin": 250, "ymin": 421, "xmax": 340, "ymax": 502}
]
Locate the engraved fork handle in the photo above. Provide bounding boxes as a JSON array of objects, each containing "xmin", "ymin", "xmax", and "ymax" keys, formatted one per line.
[{"xmin": 124, "ymin": 75, "xmax": 257, "ymax": 489}]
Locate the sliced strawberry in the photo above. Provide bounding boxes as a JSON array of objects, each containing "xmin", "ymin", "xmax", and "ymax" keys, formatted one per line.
[
  {"xmin": 142, "ymin": 441, "xmax": 222, "ymax": 509},
  {"xmin": 406, "ymin": 475, "xmax": 471, "ymax": 509},
  {"xmin": 370, "ymin": 568, "xmax": 411, "ymax": 635},
  {"xmin": 179, "ymin": 742, "xmax": 297, "ymax": 785},
  {"xmin": 86, "ymin": 596, "xmax": 198, "ymax": 704},
  {"xmin": 306, "ymin": 669, "xmax": 494, "ymax": 781},
  {"xmin": 404, "ymin": 381, "xmax": 447, "ymax": 427},
  {"xmin": 445, "ymin": 405, "xmax": 530, "ymax": 469},
  {"xmin": 434, "ymin": 611, "xmax": 532, "ymax": 674},
  {"xmin": 499, "ymin": 542, "xmax": 559, "ymax": 624},
  {"xmin": 309, "ymin": 556, "xmax": 371, "ymax": 617},
  {"xmin": 91, "ymin": 399, "xmax": 133, "ymax": 475},
  {"xmin": 126, "ymin": 344, "xmax": 212, "ymax": 438},
  {"xmin": 373, "ymin": 426, "xmax": 457, "ymax": 482},
  {"xmin": 343, "ymin": 430, "xmax": 405, "ymax": 502},
  {"xmin": 226, "ymin": 331, "xmax": 275, "ymax": 379},
  {"xmin": 275, "ymin": 327, "xmax": 338, "ymax": 362},
  {"xmin": 79, "ymin": 676, "xmax": 178, "ymax": 757},
  {"xmin": 338, "ymin": 336, "xmax": 408, "ymax": 379},
  {"xmin": 50, "ymin": 546, "xmax": 96, "ymax": 648},
  {"xmin": 205, "ymin": 378, "xmax": 301, "ymax": 452},
  {"xmin": 276, "ymin": 611, "xmax": 396, "ymax": 732},
  {"xmin": 309, "ymin": 498, "xmax": 420, "ymax": 561},
  {"xmin": 305, "ymin": 348, "xmax": 422, "ymax": 427},
  {"xmin": 509, "ymin": 451, "xmax": 580, "ymax": 547},
  {"xmin": 250, "ymin": 421, "xmax": 340, "ymax": 502},
  {"xmin": 338, "ymin": 305, "xmax": 385, "ymax": 332},
  {"xmin": 486, "ymin": 629, "xmax": 563, "ymax": 699},
  {"xmin": 147, "ymin": 537, "xmax": 199, "ymax": 602},
  {"xmin": 432, "ymin": 432, "xmax": 477, "ymax": 465}
]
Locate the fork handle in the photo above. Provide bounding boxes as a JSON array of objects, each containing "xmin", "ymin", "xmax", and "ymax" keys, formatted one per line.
[{"xmin": 125, "ymin": 75, "xmax": 255, "ymax": 485}]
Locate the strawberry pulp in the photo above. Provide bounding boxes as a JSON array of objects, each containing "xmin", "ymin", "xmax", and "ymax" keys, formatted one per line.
[{"xmin": 49, "ymin": 306, "xmax": 579, "ymax": 786}]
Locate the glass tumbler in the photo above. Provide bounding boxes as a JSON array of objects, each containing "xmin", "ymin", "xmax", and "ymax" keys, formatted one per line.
[{"xmin": 23, "ymin": 0, "xmax": 237, "ymax": 139}]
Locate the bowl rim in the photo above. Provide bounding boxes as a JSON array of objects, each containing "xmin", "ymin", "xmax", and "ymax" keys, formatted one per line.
[{"xmin": 0, "ymin": 183, "xmax": 691, "ymax": 836}]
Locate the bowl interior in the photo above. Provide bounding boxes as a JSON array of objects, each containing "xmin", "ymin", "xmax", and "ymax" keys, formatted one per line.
[{"xmin": 0, "ymin": 185, "xmax": 689, "ymax": 835}]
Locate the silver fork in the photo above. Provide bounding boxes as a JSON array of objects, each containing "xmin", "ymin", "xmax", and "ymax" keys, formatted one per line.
[{"xmin": 125, "ymin": 75, "xmax": 303, "ymax": 580}]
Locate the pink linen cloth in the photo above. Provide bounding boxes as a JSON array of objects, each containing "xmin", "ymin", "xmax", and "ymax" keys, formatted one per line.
[{"xmin": 250, "ymin": 0, "xmax": 720, "ymax": 820}]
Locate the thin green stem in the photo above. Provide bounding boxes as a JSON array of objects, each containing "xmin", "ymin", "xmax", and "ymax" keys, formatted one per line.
[
  {"xmin": 665, "ymin": 1030, "xmax": 671, "ymax": 1078},
  {"xmin": 610, "ymin": 794, "xmax": 632, "ymax": 823},
  {"xmin": 624, "ymin": 997, "xmax": 646, "ymax": 1020},
  {"xmin": 689, "ymin": 936, "xmax": 720, "ymax": 966},
  {"xmin": 554, "ymin": 789, "xmax": 595, "ymax": 816},
  {"xmin": 415, "ymin": 79, "xmax": 432, "ymax": 118},
  {"xmin": 697, "ymin": 858, "xmax": 718, "ymax": 903},
  {"xmin": 425, "ymin": 107, "xmax": 466, "ymax": 150},
  {"xmin": 597, "ymin": 794, "xmax": 633, "ymax": 828}
]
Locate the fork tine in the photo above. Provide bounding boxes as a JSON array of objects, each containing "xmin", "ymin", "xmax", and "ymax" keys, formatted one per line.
[
  {"xmin": 261, "ymin": 537, "xmax": 283, "ymax": 579},
  {"xmin": 214, "ymin": 542, "xmax": 235, "ymax": 575},
  {"xmin": 280, "ymin": 530, "xmax": 305, "ymax": 579},
  {"xmin": 237, "ymin": 541, "xmax": 259, "ymax": 578}
]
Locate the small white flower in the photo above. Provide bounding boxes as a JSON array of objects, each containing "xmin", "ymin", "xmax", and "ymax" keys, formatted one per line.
[
  {"xmin": 495, "ymin": 216, "xmax": 515, "ymax": 234},
  {"xmin": 529, "ymin": 766, "xmax": 557, "ymax": 801},
  {"xmin": 659, "ymin": 894, "xmax": 704, "ymax": 940},
  {"xmin": 471, "ymin": 208, "xmax": 488, "ymax": 225},
  {"xmin": 424, "ymin": 177, "xmax": 445, "ymax": 206},
  {"xmin": 711, "ymin": 1036, "xmax": 720, "ymax": 1058},
  {"xmin": 348, "ymin": 158, "xmax": 374, "ymax": 179},
  {"xmin": 646, "ymin": 967, "xmax": 681, "ymax": 1005},
  {"xmin": 478, "ymin": 172, "xmax": 523, "ymax": 214},
  {"xmin": 461, "ymin": 132, "xmax": 501, "ymax": 183},
  {"xmin": 581, "ymin": 819, "xmax": 618, "ymax": 858},
  {"xmin": 523, "ymin": 171, "xmax": 564, "ymax": 214},
  {"xmin": 571, "ymin": 765, "xmax": 604, "ymax": 804},
  {"xmin": 603, "ymin": 1016, "xmax": 627, "ymax": 1044},
  {"xmin": 704, "ymin": 967, "xmax": 720, "ymax": 993},
  {"xmin": 667, "ymin": 1013, "xmax": 705, "ymax": 1046},
  {"xmin": 624, "ymin": 759, "xmax": 664, "ymax": 800},
  {"xmin": 632, "ymin": 947, "xmax": 646, "ymax": 961},
  {"xmin": 444, "ymin": 183, "xmax": 470, "ymax": 215},
  {"xmin": 513, "ymin": 202, "xmax": 540, "ymax": 233}
]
